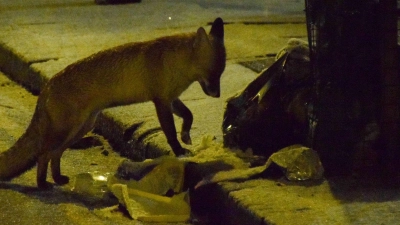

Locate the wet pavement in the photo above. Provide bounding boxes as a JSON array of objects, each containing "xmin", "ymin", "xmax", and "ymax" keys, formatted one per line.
[{"xmin": 1, "ymin": 0, "xmax": 400, "ymax": 224}]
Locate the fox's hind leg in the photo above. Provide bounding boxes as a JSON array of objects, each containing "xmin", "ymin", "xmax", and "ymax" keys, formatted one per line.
[
  {"xmin": 172, "ymin": 98, "xmax": 193, "ymax": 145},
  {"xmin": 37, "ymin": 153, "xmax": 52, "ymax": 189},
  {"xmin": 36, "ymin": 128, "xmax": 72, "ymax": 189},
  {"xmin": 36, "ymin": 110, "xmax": 98, "ymax": 189},
  {"xmin": 50, "ymin": 112, "xmax": 99, "ymax": 186},
  {"xmin": 50, "ymin": 150, "xmax": 69, "ymax": 185}
]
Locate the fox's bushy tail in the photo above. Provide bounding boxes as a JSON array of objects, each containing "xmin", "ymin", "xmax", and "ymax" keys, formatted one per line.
[{"xmin": 0, "ymin": 119, "xmax": 39, "ymax": 181}]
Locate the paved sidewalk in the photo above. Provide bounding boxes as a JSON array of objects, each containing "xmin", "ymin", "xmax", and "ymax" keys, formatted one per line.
[{"xmin": 1, "ymin": 1, "xmax": 400, "ymax": 225}]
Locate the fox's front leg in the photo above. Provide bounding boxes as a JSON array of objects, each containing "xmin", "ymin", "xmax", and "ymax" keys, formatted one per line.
[
  {"xmin": 172, "ymin": 99, "xmax": 193, "ymax": 145},
  {"xmin": 153, "ymin": 98, "xmax": 190, "ymax": 156}
]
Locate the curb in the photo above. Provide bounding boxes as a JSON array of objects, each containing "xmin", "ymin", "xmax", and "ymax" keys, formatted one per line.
[{"xmin": 0, "ymin": 43, "xmax": 45, "ymax": 94}]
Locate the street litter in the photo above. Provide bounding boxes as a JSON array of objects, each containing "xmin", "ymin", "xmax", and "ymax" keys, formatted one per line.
[
  {"xmin": 195, "ymin": 145, "xmax": 324, "ymax": 189},
  {"xmin": 74, "ymin": 156, "xmax": 190, "ymax": 222},
  {"xmin": 72, "ymin": 136, "xmax": 323, "ymax": 222},
  {"xmin": 110, "ymin": 184, "xmax": 190, "ymax": 222},
  {"xmin": 223, "ymin": 38, "xmax": 312, "ymax": 157},
  {"xmin": 71, "ymin": 136, "xmax": 252, "ymax": 222},
  {"xmin": 71, "ymin": 171, "xmax": 111, "ymax": 198},
  {"xmin": 108, "ymin": 156, "xmax": 185, "ymax": 196}
]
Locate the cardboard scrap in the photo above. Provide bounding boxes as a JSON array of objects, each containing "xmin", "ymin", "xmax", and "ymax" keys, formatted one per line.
[{"xmin": 110, "ymin": 184, "xmax": 190, "ymax": 222}]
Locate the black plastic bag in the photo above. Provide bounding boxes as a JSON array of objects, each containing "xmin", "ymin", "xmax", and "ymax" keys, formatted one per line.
[{"xmin": 223, "ymin": 40, "xmax": 312, "ymax": 157}]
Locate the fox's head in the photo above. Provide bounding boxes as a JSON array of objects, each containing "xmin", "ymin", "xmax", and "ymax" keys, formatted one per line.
[{"xmin": 193, "ymin": 17, "xmax": 226, "ymax": 98}]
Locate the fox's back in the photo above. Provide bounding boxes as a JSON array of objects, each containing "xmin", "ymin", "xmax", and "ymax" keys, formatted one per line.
[{"xmin": 41, "ymin": 33, "xmax": 198, "ymax": 110}]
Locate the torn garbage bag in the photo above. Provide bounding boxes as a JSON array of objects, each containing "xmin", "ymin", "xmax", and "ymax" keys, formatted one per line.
[
  {"xmin": 195, "ymin": 145, "xmax": 324, "ymax": 189},
  {"xmin": 223, "ymin": 39, "xmax": 312, "ymax": 157}
]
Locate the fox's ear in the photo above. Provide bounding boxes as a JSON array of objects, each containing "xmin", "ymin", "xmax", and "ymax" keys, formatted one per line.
[
  {"xmin": 209, "ymin": 17, "xmax": 224, "ymax": 40},
  {"xmin": 193, "ymin": 27, "xmax": 210, "ymax": 49}
]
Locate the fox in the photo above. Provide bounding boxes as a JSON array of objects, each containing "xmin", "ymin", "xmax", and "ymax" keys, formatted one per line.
[{"xmin": 0, "ymin": 17, "xmax": 226, "ymax": 189}]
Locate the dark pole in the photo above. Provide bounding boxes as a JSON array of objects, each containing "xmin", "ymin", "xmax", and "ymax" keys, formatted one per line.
[
  {"xmin": 308, "ymin": 0, "xmax": 383, "ymax": 176},
  {"xmin": 379, "ymin": 0, "xmax": 400, "ymax": 177}
]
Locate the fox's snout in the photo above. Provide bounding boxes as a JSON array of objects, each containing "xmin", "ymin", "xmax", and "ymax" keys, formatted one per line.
[{"xmin": 199, "ymin": 79, "xmax": 220, "ymax": 98}]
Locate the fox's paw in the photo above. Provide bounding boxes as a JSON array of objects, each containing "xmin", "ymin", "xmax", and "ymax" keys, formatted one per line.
[
  {"xmin": 53, "ymin": 175, "xmax": 70, "ymax": 185},
  {"xmin": 181, "ymin": 131, "xmax": 192, "ymax": 145}
]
